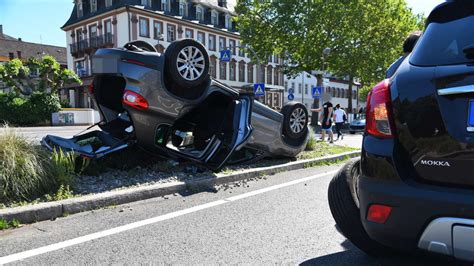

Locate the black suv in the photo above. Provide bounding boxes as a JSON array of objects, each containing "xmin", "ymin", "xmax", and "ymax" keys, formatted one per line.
[{"xmin": 329, "ymin": 1, "xmax": 474, "ymax": 263}]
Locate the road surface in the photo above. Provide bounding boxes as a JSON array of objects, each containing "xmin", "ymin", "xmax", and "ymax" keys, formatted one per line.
[{"xmin": 0, "ymin": 165, "xmax": 462, "ymax": 265}]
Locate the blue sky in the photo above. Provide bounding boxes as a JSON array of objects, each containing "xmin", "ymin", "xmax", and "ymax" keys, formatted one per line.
[{"xmin": 0, "ymin": 0, "xmax": 446, "ymax": 48}]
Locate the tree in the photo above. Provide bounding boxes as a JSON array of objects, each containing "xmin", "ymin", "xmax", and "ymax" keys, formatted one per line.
[
  {"xmin": 235, "ymin": 0, "xmax": 422, "ymax": 113},
  {"xmin": 0, "ymin": 56, "xmax": 81, "ymax": 96}
]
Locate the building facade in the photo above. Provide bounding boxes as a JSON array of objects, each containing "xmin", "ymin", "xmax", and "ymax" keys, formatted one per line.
[
  {"xmin": 284, "ymin": 72, "xmax": 364, "ymax": 114},
  {"xmin": 62, "ymin": 0, "xmax": 284, "ymax": 109}
]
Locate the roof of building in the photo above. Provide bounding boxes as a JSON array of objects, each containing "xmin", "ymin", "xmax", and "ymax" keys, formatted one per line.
[
  {"xmin": 62, "ymin": 0, "xmax": 237, "ymax": 32},
  {"xmin": 0, "ymin": 38, "xmax": 67, "ymax": 65}
]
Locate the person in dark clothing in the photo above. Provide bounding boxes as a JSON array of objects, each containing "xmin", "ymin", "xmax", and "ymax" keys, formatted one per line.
[
  {"xmin": 312, "ymin": 101, "xmax": 335, "ymax": 143},
  {"xmin": 385, "ymin": 30, "xmax": 422, "ymax": 79}
]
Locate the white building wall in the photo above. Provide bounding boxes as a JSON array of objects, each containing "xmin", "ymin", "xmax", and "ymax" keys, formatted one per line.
[
  {"xmin": 66, "ymin": 31, "xmax": 74, "ymax": 71},
  {"xmin": 116, "ymin": 12, "xmax": 130, "ymax": 46}
]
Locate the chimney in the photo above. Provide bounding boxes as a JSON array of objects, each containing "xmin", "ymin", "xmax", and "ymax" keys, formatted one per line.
[{"xmin": 0, "ymin": 25, "xmax": 3, "ymax": 35}]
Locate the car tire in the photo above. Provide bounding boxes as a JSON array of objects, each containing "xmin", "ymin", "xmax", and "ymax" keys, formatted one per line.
[
  {"xmin": 164, "ymin": 39, "xmax": 210, "ymax": 91},
  {"xmin": 328, "ymin": 158, "xmax": 394, "ymax": 257},
  {"xmin": 350, "ymin": 131, "xmax": 356, "ymax": 134},
  {"xmin": 281, "ymin": 102, "xmax": 308, "ymax": 141}
]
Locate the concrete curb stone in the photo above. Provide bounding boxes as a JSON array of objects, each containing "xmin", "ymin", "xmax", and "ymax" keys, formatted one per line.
[{"xmin": 0, "ymin": 151, "xmax": 360, "ymax": 224}]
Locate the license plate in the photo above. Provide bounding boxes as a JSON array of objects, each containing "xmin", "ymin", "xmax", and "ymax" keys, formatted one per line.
[{"xmin": 468, "ymin": 100, "xmax": 474, "ymax": 132}]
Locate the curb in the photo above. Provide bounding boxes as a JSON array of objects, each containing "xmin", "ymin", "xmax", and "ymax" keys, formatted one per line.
[{"xmin": 0, "ymin": 151, "xmax": 360, "ymax": 224}]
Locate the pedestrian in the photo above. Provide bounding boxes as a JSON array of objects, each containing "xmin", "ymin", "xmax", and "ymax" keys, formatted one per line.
[
  {"xmin": 385, "ymin": 30, "xmax": 422, "ymax": 79},
  {"xmin": 334, "ymin": 104, "xmax": 346, "ymax": 140},
  {"xmin": 311, "ymin": 101, "xmax": 335, "ymax": 143}
]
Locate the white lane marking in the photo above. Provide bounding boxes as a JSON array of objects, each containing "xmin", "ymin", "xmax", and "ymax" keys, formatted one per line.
[{"xmin": 0, "ymin": 170, "xmax": 338, "ymax": 264}]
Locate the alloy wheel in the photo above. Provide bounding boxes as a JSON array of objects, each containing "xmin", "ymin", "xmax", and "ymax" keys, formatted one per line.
[
  {"xmin": 289, "ymin": 107, "xmax": 307, "ymax": 134},
  {"xmin": 176, "ymin": 46, "xmax": 205, "ymax": 81}
]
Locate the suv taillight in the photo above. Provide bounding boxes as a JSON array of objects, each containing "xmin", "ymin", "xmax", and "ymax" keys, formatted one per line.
[
  {"xmin": 366, "ymin": 79, "xmax": 395, "ymax": 138},
  {"xmin": 123, "ymin": 90, "xmax": 149, "ymax": 110}
]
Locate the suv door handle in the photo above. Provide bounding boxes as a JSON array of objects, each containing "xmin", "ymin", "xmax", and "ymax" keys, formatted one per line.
[{"xmin": 438, "ymin": 85, "xmax": 474, "ymax": 96}]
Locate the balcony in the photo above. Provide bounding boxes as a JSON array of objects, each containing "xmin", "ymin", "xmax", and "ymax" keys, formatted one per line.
[{"xmin": 70, "ymin": 34, "xmax": 115, "ymax": 57}]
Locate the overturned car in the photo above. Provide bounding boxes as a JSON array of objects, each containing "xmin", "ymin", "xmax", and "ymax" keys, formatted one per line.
[{"xmin": 42, "ymin": 39, "xmax": 309, "ymax": 171}]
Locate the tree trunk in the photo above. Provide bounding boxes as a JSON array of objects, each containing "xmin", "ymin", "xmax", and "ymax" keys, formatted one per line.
[
  {"xmin": 310, "ymin": 73, "xmax": 323, "ymax": 126},
  {"xmin": 347, "ymin": 76, "xmax": 353, "ymax": 113}
]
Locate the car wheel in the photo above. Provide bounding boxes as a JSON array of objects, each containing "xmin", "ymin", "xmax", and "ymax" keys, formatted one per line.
[
  {"xmin": 281, "ymin": 102, "xmax": 308, "ymax": 140},
  {"xmin": 165, "ymin": 39, "xmax": 210, "ymax": 91},
  {"xmin": 350, "ymin": 131, "xmax": 356, "ymax": 134},
  {"xmin": 328, "ymin": 158, "xmax": 394, "ymax": 257}
]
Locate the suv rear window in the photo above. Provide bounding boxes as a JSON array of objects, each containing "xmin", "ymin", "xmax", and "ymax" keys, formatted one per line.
[{"xmin": 411, "ymin": 16, "xmax": 474, "ymax": 66}]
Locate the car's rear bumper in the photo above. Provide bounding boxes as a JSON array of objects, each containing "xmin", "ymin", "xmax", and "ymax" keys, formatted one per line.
[{"xmin": 358, "ymin": 175, "xmax": 474, "ymax": 261}]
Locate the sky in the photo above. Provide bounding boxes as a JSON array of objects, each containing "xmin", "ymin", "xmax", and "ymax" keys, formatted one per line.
[{"xmin": 0, "ymin": 0, "xmax": 447, "ymax": 48}]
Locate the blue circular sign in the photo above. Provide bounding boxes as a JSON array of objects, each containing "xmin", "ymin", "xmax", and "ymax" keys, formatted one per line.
[
  {"xmin": 288, "ymin": 88, "xmax": 295, "ymax": 95},
  {"xmin": 288, "ymin": 94, "xmax": 295, "ymax": 101}
]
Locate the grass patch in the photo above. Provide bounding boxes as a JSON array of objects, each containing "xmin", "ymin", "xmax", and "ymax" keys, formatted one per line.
[
  {"xmin": 298, "ymin": 142, "xmax": 357, "ymax": 160},
  {"xmin": 0, "ymin": 218, "xmax": 22, "ymax": 230}
]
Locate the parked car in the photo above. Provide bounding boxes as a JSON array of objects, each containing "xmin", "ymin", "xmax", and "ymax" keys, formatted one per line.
[
  {"xmin": 349, "ymin": 114, "xmax": 366, "ymax": 134},
  {"xmin": 42, "ymin": 39, "xmax": 309, "ymax": 171},
  {"xmin": 328, "ymin": 1, "xmax": 474, "ymax": 263}
]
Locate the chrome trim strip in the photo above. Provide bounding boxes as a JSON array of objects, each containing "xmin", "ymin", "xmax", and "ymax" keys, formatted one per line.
[{"xmin": 438, "ymin": 85, "xmax": 474, "ymax": 96}]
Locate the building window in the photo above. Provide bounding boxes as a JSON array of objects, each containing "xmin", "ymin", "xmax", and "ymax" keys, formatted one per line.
[
  {"xmin": 239, "ymin": 62, "xmax": 245, "ymax": 82},
  {"xmin": 89, "ymin": 24, "xmax": 98, "ymax": 47},
  {"xmin": 305, "ymin": 84, "xmax": 309, "ymax": 95},
  {"xmin": 104, "ymin": 20, "xmax": 112, "ymax": 43},
  {"xmin": 105, "ymin": 0, "xmax": 113, "ymax": 8},
  {"xmin": 196, "ymin": 6, "xmax": 204, "ymax": 22},
  {"xmin": 90, "ymin": 0, "xmax": 97, "ymax": 12},
  {"xmin": 284, "ymin": 81, "xmax": 288, "ymax": 92},
  {"xmin": 274, "ymin": 55, "xmax": 279, "ymax": 64},
  {"xmin": 237, "ymin": 42, "xmax": 245, "ymax": 57},
  {"xmin": 208, "ymin": 34, "xmax": 216, "ymax": 51},
  {"xmin": 229, "ymin": 39, "xmax": 236, "ymax": 55},
  {"xmin": 211, "ymin": 10, "xmax": 219, "ymax": 26},
  {"xmin": 267, "ymin": 66, "xmax": 272, "ymax": 85},
  {"xmin": 17, "ymin": 51, "xmax": 22, "ymax": 59},
  {"xmin": 197, "ymin": 31, "xmax": 205, "ymax": 45},
  {"xmin": 275, "ymin": 69, "xmax": 280, "ymax": 86},
  {"xmin": 8, "ymin": 52, "xmax": 14, "ymax": 60},
  {"xmin": 77, "ymin": 0, "xmax": 83, "ymax": 17},
  {"xmin": 153, "ymin": 21, "xmax": 163, "ymax": 40},
  {"xmin": 161, "ymin": 0, "xmax": 169, "ymax": 12},
  {"xmin": 230, "ymin": 61, "xmax": 236, "ymax": 81},
  {"xmin": 185, "ymin": 29, "xmax": 193, "ymax": 39},
  {"xmin": 179, "ymin": 0, "xmax": 188, "ymax": 17},
  {"xmin": 248, "ymin": 64, "xmax": 254, "ymax": 83},
  {"xmin": 353, "ymin": 90, "xmax": 357, "ymax": 99},
  {"xmin": 225, "ymin": 14, "xmax": 232, "ymax": 29},
  {"xmin": 260, "ymin": 65, "xmax": 265, "ymax": 83},
  {"xmin": 298, "ymin": 84, "xmax": 302, "ymax": 94},
  {"xmin": 210, "ymin": 57, "xmax": 217, "ymax": 78},
  {"xmin": 219, "ymin": 61, "xmax": 227, "ymax": 80},
  {"xmin": 139, "ymin": 18, "xmax": 149, "ymax": 38},
  {"xmin": 167, "ymin": 24, "xmax": 176, "ymax": 42},
  {"xmin": 219, "ymin": 37, "xmax": 226, "ymax": 51},
  {"xmin": 140, "ymin": 0, "xmax": 150, "ymax": 7}
]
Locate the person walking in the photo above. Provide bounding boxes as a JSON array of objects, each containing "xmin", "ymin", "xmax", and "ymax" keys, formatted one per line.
[
  {"xmin": 312, "ymin": 101, "xmax": 335, "ymax": 143},
  {"xmin": 334, "ymin": 104, "xmax": 346, "ymax": 140}
]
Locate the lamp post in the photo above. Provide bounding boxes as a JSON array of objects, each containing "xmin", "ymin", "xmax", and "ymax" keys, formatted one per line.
[{"xmin": 310, "ymin": 47, "xmax": 331, "ymax": 126}]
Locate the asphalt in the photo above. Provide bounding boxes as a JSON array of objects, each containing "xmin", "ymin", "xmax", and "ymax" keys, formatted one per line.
[{"xmin": 0, "ymin": 164, "xmax": 464, "ymax": 265}]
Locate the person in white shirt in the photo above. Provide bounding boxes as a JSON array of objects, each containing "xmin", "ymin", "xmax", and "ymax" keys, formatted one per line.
[{"xmin": 334, "ymin": 104, "xmax": 347, "ymax": 140}]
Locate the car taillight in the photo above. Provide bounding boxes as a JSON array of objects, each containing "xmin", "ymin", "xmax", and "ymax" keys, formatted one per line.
[
  {"xmin": 122, "ymin": 90, "xmax": 149, "ymax": 110},
  {"xmin": 367, "ymin": 204, "xmax": 392, "ymax": 224},
  {"xmin": 88, "ymin": 83, "xmax": 94, "ymax": 94},
  {"xmin": 366, "ymin": 79, "xmax": 395, "ymax": 138}
]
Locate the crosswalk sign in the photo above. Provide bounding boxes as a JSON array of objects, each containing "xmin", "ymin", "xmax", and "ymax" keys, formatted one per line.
[
  {"xmin": 312, "ymin": 86, "xmax": 323, "ymax": 99},
  {"xmin": 220, "ymin": 50, "xmax": 231, "ymax": 62},
  {"xmin": 254, "ymin": 83, "xmax": 265, "ymax": 97}
]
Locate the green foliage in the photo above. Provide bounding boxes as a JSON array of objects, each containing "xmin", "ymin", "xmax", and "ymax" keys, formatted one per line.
[
  {"xmin": 0, "ymin": 55, "xmax": 81, "ymax": 95},
  {"xmin": 45, "ymin": 185, "xmax": 74, "ymax": 201},
  {"xmin": 0, "ymin": 125, "xmax": 56, "ymax": 202},
  {"xmin": 358, "ymin": 82, "xmax": 379, "ymax": 102},
  {"xmin": 236, "ymin": 0, "xmax": 422, "ymax": 109},
  {"xmin": 0, "ymin": 92, "xmax": 61, "ymax": 126},
  {"xmin": 47, "ymin": 149, "xmax": 78, "ymax": 186},
  {"xmin": 0, "ymin": 218, "xmax": 22, "ymax": 230}
]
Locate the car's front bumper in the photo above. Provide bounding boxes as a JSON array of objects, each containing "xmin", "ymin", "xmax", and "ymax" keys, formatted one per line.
[{"xmin": 358, "ymin": 175, "xmax": 474, "ymax": 261}]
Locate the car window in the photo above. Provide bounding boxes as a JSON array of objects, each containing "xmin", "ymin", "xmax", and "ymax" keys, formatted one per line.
[{"xmin": 411, "ymin": 15, "xmax": 474, "ymax": 66}]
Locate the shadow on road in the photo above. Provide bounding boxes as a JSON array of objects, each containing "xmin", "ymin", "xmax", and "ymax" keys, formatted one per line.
[{"xmin": 300, "ymin": 240, "xmax": 469, "ymax": 266}]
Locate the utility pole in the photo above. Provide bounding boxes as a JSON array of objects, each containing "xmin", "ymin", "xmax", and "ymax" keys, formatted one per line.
[{"xmin": 310, "ymin": 48, "xmax": 331, "ymax": 126}]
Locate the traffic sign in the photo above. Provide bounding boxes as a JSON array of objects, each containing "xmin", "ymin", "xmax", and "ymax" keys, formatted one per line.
[
  {"xmin": 220, "ymin": 50, "xmax": 231, "ymax": 62},
  {"xmin": 288, "ymin": 88, "xmax": 294, "ymax": 95},
  {"xmin": 254, "ymin": 83, "xmax": 265, "ymax": 97},
  {"xmin": 288, "ymin": 94, "xmax": 294, "ymax": 101},
  {"xmin": 323, "ymin": 78, "xmax": 330, "ymax": 87},
  {"xmin": 312, "ymin": 86, "xmax": 323, "ymax": 99}
]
